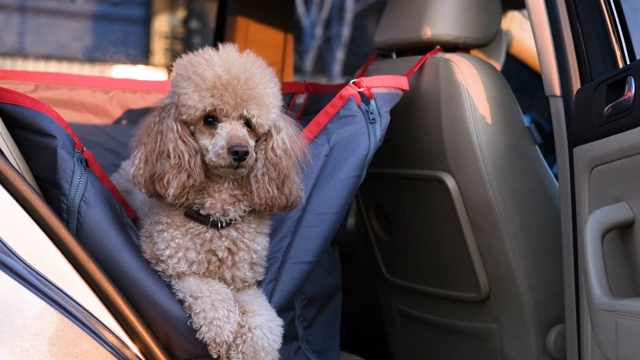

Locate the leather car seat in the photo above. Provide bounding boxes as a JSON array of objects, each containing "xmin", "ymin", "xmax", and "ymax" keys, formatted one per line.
[{"xmin": 356, "ymin": 0, "xmax": 564, "ymax": 359}]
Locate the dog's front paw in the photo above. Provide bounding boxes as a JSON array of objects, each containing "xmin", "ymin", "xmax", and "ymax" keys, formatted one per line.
[
  {"xmin": 173, "ymin": 276, "xmax": 240, "ymax": 357},
  {"xmin": 230, "ymin": 287, "xmax": 283, "ymax": 360}
]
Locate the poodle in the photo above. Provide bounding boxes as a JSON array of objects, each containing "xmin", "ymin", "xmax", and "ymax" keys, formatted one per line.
[{"xmin": 112, "ymin": 43, "xmax": 306, "ymax": 359}]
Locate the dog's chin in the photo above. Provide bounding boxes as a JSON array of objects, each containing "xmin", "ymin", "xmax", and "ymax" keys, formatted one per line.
[{"xmin": 207, "ymin": 164, "xmax": 251, "ymax": 178}]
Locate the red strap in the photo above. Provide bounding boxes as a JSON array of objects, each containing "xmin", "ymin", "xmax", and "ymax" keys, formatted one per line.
[
  {"xmin": 353, "ymin": 47, "xmax": 443, "ymax": 79},
  {"xmin": 84, "ymin": 150, "xmax": 138, "ymax": 221},
  {"xmin": 0, "ymin": 69, "xmax": 169, "ymax": 92},
  {"xmin": 0, "ymin": 86, "xmax": 137, "ymax": 221},
  {"xmin": 353, "ymin": 75, "xmax": 409, "ymax": 90},
  {"xmin": 0, "ymin": 87, "xmax": 83, "ymax": 151},
  {"xmin": 404, "ymin": 47, "xmax": 444, "ymax": 77},
  {"xmin": 301, "ymin": 82, "xmax": 361, "ymax": 143},
  {"xmin": 294, "ymin": 48, "xmax": 443, "ymax": 143},
  {"xmin": 288, "ymin": 92, "xmax": 312, "ymax": 121},
  {"xmin": 281, "ymin": 82, "xmax": 345, "ymax": 95},
  {"xmin": 299, "ymin": 73, "xmax": 414, "ymax": 143},
  {"xmin": 353, "ymin": 53, "xmax": 379, "ymax": 78},
  {"xmin": 350, "ymin": 75, "xmax": 410, "ymax": 99}
]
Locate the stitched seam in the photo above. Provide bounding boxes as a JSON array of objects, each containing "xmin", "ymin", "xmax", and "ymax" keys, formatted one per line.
[{"xmin": 443, "ymin": 54, "xmax": 540, "ymax": 357}]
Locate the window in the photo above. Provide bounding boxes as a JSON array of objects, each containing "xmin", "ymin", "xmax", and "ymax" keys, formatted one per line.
[{"xmin": 615, "ymin": 0, "xmax": 640, "ymax": 61}]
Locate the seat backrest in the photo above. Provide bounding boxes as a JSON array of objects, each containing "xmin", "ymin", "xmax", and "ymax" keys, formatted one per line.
[{"xmin": 356, "ymin": 0, "xmax": 564, "ymax": 359}]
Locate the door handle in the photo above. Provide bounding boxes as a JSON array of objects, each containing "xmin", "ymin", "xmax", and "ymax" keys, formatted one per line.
[
  {"xmin": 584, "ymin": 201, "xmax": 640, "ymax": 359},
  {"xmin": 604, "ymin": 75, "xmax": 635, "ymax": 118}
]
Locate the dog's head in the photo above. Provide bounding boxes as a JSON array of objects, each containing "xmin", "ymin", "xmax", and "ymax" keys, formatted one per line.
[{"xmin": 130, "ymin": 43, "xmax": 305, "ymax": 213}]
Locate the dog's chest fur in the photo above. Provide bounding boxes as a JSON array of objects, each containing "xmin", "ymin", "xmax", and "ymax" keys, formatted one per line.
[{"xmin": 138, "ymin": 183, "xmax": 271, "ymax": 291}]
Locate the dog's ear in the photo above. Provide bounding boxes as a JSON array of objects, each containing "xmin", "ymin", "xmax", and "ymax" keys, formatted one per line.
[
  {"xmin": 130, "ymin": 101, "xmax": 204, "ymax": 207},
  {"xmin": 249, "ymin": 114, "xmax": 306, "ymax": 213}
]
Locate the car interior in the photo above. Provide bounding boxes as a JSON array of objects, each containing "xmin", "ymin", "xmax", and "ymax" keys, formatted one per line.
[
  {"xmin": 339, "ymin": 0, "xmax": 563, "ymax": 359},
  {"xmin": 0, "ymin": 0, "xmax": 568, "ymax": 359}
]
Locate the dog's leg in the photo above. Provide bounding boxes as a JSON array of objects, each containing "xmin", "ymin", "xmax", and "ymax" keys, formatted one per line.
[
  {"xmin": 230, "ymin": 287, "xmax": 283, "ymax": 360},
  {"xmin": 173, "ymin": 276, "xmax": 240, "ymax": 358}
]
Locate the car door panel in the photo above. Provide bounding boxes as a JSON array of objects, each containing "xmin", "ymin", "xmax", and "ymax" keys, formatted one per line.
[{"xmin": 572, "ymin": 60, "xmax": 640, "ymax": 359}]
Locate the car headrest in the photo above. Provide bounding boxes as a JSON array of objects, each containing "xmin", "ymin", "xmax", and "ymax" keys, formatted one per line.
[
  {"xmin": 470, "ymin": 29, "xmax": 507, "ymax": 71},
  {"xmin": 374, "ymin": 0, "xmax": 503, "ymax": 53}
]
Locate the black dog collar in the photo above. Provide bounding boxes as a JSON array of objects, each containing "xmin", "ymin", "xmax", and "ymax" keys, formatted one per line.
[{"xmin": 184, "ymin": 207, "xmax": 238, "ymax": 230}]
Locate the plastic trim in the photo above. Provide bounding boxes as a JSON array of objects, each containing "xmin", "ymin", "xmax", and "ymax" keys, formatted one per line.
[{"xmin": 362, "ymin": 168, "xmax": 490, "ymax": 302}]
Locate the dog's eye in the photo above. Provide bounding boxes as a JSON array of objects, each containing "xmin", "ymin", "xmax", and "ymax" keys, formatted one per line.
[
  {"xmin": 203, "ymin": 115, "xmax": 219, "ymax": 127},
  {"xmin": 243, "ymin": 117, "xmax": 254, "ymax": 130}
]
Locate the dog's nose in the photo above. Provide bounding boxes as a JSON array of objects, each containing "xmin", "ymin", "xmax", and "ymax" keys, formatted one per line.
[{"xmin": 228, "ymin": 145, "xmax": 250, "ymax": 163}]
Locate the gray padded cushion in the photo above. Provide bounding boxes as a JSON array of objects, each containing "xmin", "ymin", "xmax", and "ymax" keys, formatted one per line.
[{"xmin": 374, "ymin": 0, "xmax": 502, "ymax": 52}]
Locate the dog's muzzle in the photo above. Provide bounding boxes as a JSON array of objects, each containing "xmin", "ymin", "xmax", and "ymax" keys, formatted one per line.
[{"xmin": 228, "ymin": 145, "xmax": 250, "ymax": 163}]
